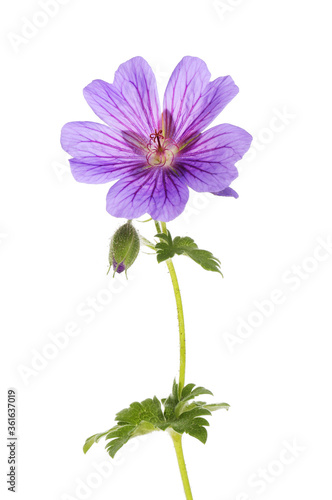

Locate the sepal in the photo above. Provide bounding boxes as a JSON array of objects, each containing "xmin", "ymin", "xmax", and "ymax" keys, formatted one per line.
[{"xmin": 108, "ymin": 220, "xmax": 140, "ymax": 276}]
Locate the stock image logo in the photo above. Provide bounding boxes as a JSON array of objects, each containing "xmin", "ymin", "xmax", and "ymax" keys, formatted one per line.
[{"xmin": 7, "ymin": 0, "xmax": 72, "ymax": 53}]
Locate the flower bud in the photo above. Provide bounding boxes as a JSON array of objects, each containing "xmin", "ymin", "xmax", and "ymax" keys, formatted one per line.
[{"xmin": 109, "ymin": 221, "xmax": 140, "ymax": 276}]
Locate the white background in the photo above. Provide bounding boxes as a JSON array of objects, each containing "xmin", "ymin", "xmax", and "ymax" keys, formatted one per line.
[{"xmin": 1, "ymin": 1, "xmax": 332, "ymax": 499}]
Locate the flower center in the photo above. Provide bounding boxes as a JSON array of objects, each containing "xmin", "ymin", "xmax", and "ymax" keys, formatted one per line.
[{"xmin": 146, "ymin": 129, "xmax": 179, "ymax": 168}]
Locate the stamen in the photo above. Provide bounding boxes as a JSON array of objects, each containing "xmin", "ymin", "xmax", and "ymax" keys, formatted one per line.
[{"xmin": 146, "ymin": 130, "xmax": 179, "ymax": 168}]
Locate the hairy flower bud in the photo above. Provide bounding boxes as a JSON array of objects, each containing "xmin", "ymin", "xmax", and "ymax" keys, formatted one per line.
[{"xmin": 109, "ymin": 221, "xmax": 140, "ymax": 276}]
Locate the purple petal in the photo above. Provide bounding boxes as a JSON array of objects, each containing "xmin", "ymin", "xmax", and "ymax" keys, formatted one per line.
[
  {"xmin": 213, "ymin": 187, "xmax": 239, "ymax": 198},
  {"xmin": 61, "ymin": 121, "xmax": 146, "ymax": 183},
  {"xmin": 83, "ymin": 57, "xmax": 160, "ymax": 139},
  {"xmin": 163, "ymin": 56, "xmax": 239, "ymax": 143},
  {"xmin": 68, "ymin": 157, "xmax": 146, "ymax": 184},
  {"xmin": 106, "ymin": 169, "xmax": 189, "ymax": 222},
  {"xmin": 175, "ymin": 124, "xmax": 252, "ymax": 193},
  {"xmin": 61, "ymin": 121, "xmax": 144, "ymax": 157},
  {"xmin": 113, "ymin": 257, "xmax": 126, "ymax": 273}
]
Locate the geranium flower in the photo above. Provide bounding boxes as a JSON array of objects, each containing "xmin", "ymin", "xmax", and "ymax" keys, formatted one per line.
[{"xmin": 61, "ymin": 56, "xmax": 252, "ymax": 222}]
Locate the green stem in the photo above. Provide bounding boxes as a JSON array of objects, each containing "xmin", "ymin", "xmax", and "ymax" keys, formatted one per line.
[
  {"xmin": 157, "ymin": 220, "xmax": 186, "ymax": 396},
  {"xmin": 170, "ymin": 431, "xmax": 194, "ymax": 500},
  {"xmin": 154, "ymin": 220, "xmax": 193, "ymax": 500},
  {"xmin": 166, "ymin": 257, "xmax": 186, "ymax": 395},
  {"xmin": 155, "ymin": 220, "xmax": 162, "ymax": 234}
]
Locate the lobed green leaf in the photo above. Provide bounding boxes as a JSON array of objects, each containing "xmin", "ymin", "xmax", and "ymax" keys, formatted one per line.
[
  {"xmin": 83, "ymin": 382, "xmax": 229, "ymax": 457},
  {"xmin": 155, "ymin": 230, "xmax": 223, "ymax": 274}
]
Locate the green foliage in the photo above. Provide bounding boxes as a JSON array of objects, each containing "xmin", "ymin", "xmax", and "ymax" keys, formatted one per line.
[
  {"xmin": 84, "ymin": 382, "xmax": 229, "ymax": 458},
  {"xmin": 155, "ymin": 230, "xmax": 222, "ymax": 275}
]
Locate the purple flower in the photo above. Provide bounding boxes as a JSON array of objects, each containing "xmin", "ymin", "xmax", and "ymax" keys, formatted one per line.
[{"xmin": 61, "ymin": 56, "xmax": 252, "ymax": 222}]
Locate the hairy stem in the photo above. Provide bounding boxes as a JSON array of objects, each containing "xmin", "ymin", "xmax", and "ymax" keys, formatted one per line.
[
  {"xmin": 154, "ymin": 220, "xmax": 193, "ymax": 499},
  {"xmin": 170, "ymin": 431, "xmax": 194, "ymax": 500},
  {"xmin": 166, "ymin": 258, "xmax": 186, "ymax": 395},
  {"xmin": 157, "ymin": 221, "xmax": 186, "ymax": 395}
]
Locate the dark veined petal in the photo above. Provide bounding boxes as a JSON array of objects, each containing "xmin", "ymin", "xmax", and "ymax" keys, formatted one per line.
[
  {"xmin": 106, "ymin": 169, "xmax": 189, "ymax": 222},
  {"xmin": 61, "ymin": 121, "xmax": 145, "ymax": 157},
  {"xmin": 61, "ymin": 121, "xmax": 146, "ymax": 183},
  {"xmin": 68, "ymin": 157, "xmax": 146, "ymax": 184},
  {"xmin": 163, "ymin": 56, "xmax": 238, "ymax": 143},
  {"xmin": 175, "ymin": 124, "xmax": 252, "ymax": 193},
  {"xmin": 84, "ymin": 57, "xmax": 161, "ymax": 139},
  {"xmin": 213, "ymin": 186, "xmax": 239, "ymax": 198}
]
